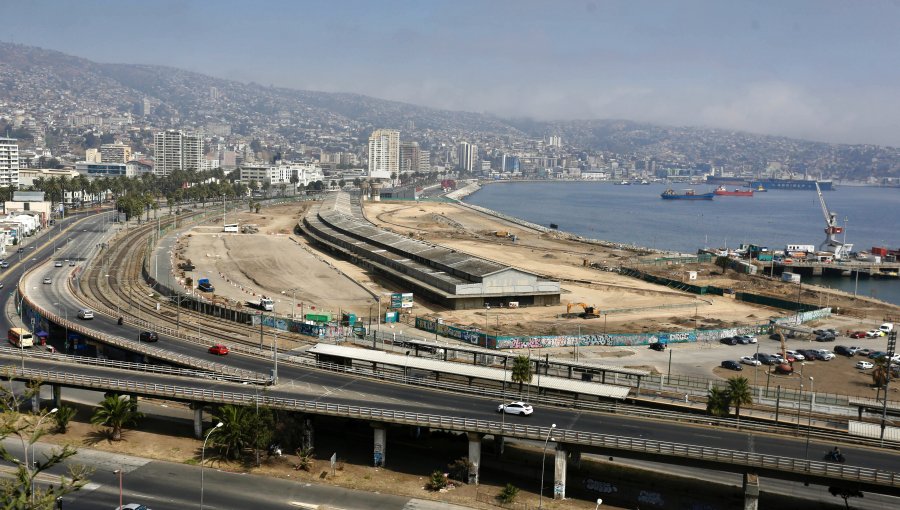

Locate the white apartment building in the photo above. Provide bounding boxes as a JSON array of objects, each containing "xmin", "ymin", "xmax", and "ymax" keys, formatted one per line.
[
  {"xmin": 153, "ymin": 130, "xmax": 202, "ymax": 176},
  {"xmin": 84, "ymin": 148, "xmax": 101, "ymax": 163},
  {"xmin": 0, "ymin": 137, "xmax": 19, "ymax": 188},
  {"xmin": 367, "ymin": 129, "xmax": 399, "ymax": 180},
  {"xmin": 457, "ymin": 142, "xmax": 478, "ymax": 172},
  {"xmin": 100, "ymin": 143, "xmax": 132, "ymax": 163},
  {"xmin": 239, "ymin": 162, "xmax": 324, "ymax": 189},
  {"xmin": 399, "ymin": 141, "xmax": 420, "ymax": 173}
]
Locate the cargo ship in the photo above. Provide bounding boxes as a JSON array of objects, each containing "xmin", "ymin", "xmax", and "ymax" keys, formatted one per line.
[
  {"xmin": 749, "ymin": 179, "xmax": 834, "ymax": 191},
  {"xmin": 714, "ymin": 185, "xmax": 753, "ymax": 196},
  {"xmin": 661, "ymin": 188, "xmax": 714, "ymax": 200},
  {"xmin": 705, "ymin": 176, "xmax": 833, "ymax": 191}
]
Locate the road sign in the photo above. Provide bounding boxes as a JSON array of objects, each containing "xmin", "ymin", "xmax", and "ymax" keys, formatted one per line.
[{"xmin": 330, "ymin": 452, "xmax": 337, "ymax": 476}]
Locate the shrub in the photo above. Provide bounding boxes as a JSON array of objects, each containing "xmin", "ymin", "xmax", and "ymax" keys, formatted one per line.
[
  {"xmin": 447, "ymin": 457, "xmax": 474, "ymax": 483},
  {"xmin": 53, "ymin": 406, "xmax": 77, "ymax": 433},
  {"xmin": 498, "ymin": 483, "xmax": 519, "ymax": 504},
  {"xmin": 425, "ymin": 470, "xmax": 447, "ymax": 491}
]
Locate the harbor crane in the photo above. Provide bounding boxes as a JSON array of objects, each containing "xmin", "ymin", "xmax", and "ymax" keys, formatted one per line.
[{"xmin": 815, "ymin": 182, "xmax": 852, "ymax": 260}]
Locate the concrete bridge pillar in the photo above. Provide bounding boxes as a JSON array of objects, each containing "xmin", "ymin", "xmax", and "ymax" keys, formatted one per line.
[
  {"xmin": 193, "ymin": 406, "xmax": 203, "ymax": 439},
  {"xmin": 553, "ymin": 446, "xmax": 567, "ymax": 500},
  {"xmin": 31, "ymin": 387, "xmax": 41, "ymax": 413},
  {"xmin": 743, "ymin": 472, "xmax": 759, "ymax": 510},
  {"xmin": 301, "ymin": 416, "xmax": 314, "ymax": 451},
  {"xmin": 51, "ymin": 384, "xmax": 62, "ymax": 409},
  {"xmin": 467, "ymin": 432, "xmax": 482, "ymax": 485},
  {"xmin": 372, "ymin": 424, "xmax": 386, "ymax": 467}
]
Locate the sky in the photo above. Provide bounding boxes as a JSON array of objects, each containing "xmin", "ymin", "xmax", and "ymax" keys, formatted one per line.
[{"xmin": 6, "ymin": 0, "xmax": 900, "ymax": 146}]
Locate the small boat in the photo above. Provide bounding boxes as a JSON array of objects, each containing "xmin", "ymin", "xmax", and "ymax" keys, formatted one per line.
[
  {"xmin": 660, "ymin": 188, "xmax": 714, "ymax": 200},
  {"xmin": 755, "ymin": 184, "xmax": 768, "ymax": 192},
  {"xmin": 617, "ymin": 180, "xmax": 631, "ymax": 185},
  {"xmin": 640, "ymin": 179, "xmax": 650, "ymax": 185},
  {"xmin": 714, "ymin": 185, "xmax": 754, "ymax": 196}
]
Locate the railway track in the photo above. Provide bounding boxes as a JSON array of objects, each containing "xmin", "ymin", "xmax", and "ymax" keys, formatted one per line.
[{"xmin": 75, "ymin": 209, "xmax": 315, "ymax": 351}]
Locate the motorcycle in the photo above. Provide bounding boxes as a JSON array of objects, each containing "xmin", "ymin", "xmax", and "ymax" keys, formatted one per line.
[
  {"xmin": 117, "ymin": 317, "xmax": 124, "ymax": 325},
  {"xmin": 825, "ymin": 451, "xmax": 846, "ymax": 463}
]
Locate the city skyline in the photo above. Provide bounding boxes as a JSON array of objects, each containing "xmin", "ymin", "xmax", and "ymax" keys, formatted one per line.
[{"xmin": 4, "ymin": 1, "xmax": 900, "ymax": 147}]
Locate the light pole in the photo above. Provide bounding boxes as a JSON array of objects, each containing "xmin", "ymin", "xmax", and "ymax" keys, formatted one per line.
[
  {"xmin": 201, "ymin": 422, "xmax": 223, "ymax": 510},
  {"xmin": 805, "ymin": 376, "xmax": 814, "ymax": 464},
  {"xmin": 31, "ymin": 408, "xmax": 58, "ymax": 503},
  {"xmin": 595, "ymin": 499, "xmax": 603, "ymax": 509},
  {"xmin": 113, "ymin": 468, "xmax": 123, "ymax": 510},
  {"xmin": 272, "ymin": 331, "xmax": 279, "ymax": 384},
  {"xmin": 538, "ymin": 423, "xmax": 557, "ymax": 509}
]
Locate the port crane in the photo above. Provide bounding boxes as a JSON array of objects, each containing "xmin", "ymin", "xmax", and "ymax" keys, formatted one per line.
[{"xmin": 815, "ymin": 182, "xmax": 852, "ymax": 260}]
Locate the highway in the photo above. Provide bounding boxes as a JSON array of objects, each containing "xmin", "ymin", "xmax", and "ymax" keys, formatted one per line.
[{"xmin": 6, "ymin": 211, "xmax": 900, "ymax": 501}]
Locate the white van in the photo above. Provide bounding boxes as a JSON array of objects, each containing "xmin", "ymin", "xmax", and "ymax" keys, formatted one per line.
[
  {"xmin": 880, "ymin": 323, "xmax": 894, "ymax": 333},
  {"xmin": 260, "ymin": 298, "xmax": 274, "ymax": 311}
]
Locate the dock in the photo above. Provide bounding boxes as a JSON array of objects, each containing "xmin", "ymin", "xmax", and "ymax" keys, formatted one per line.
[{"xmin": 768, "ymin": 260, "xmax": 900, "ymax": 278}]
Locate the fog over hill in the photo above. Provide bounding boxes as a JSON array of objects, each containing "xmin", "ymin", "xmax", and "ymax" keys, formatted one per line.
[{"xmin": 1, "ymin": 42, "xmax": 898, "ymax": 180}]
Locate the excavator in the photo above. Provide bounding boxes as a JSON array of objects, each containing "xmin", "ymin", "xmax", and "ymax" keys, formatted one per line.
[
  {"xmin": 772, "ymin": 328, "xmax": 794, "ymax": 375},
  {"xmin": 566, "ymin": 302, "xmax": 600, "ymax": 319}
]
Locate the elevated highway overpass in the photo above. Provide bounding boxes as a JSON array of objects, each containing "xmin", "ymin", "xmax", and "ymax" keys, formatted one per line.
[{"xmin": 6, "ymin": 207, "xmax": 900, "ymax": 507}]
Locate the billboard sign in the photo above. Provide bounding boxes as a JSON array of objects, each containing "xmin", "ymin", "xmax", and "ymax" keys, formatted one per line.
[{"xmin": 391, "ymin": 293, "xmax": 414, "ymax": 309}]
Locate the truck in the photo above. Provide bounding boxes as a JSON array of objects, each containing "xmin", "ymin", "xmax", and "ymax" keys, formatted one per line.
[
  {"xmin": 881, "ymin": 323, "xmax": 895, "ymax": 334},
  {"xmin": 197, "ymin": 278, "xmax": 215, "ymax": 292},
  {"xmin": 259, "ymin": 297, "xmax": 274, "ymax": 311}
]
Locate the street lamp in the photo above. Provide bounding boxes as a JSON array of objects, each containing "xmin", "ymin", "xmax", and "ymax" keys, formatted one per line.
[
  {"xmin": 538, "ymin": 423, "xmax": 557, "ymax": 509},
  {"xmin": 31, "ymin": 408, "xmax": 58, "ymax": 503},
  {"xmin": 113, "ymin": 469, "xmax": 123, "ymax": 510},
  {"xmin": 595, "ymin": 499, "xmax": 603, "ymax": 509},
  {"xmin": 201, "ymin": 422, "xmax": 224, "ymax": 510},
  {"xmin": 805, "ymin": 376, "xmax": 814, "ymax": 464}
]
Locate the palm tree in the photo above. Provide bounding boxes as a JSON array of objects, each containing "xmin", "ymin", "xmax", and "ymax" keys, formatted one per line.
[
  {"xmin": 510, "ymin": 355, "xmax": 533, "ymax": 393},
  {"xmin": 706, "ymin": 386, "xmax": 731, "ymax": 417},
  {"xmin": 90, "ymin": 394, "xmax": 143, "ymax": 440},
  {"xmin": 210, "ymin": 405, "xmax": 252, "ymax": 460},
  {"xmin": 726, "ymin": 376, "xmax": 753, "ymax": 421}
]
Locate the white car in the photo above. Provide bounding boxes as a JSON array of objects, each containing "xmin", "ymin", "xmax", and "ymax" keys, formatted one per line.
[
  {"xmin": 867, "ymin": 330, "xmax": 886, "ymax": 338},
  {"xmin": 116, "ymin": 505, "xmax": 151, "ymax": 510},
  {"xmin": 497, "ymin": 401, "xmax": 534, "ymax": 416},
  {"xmin": 815, "ymin": 350, "xmax": 835, "ymax": 360},
  {"xmin": 738, "ymin": 334, "xmax": 758, "ymax": 344},
  {"xmin": 42, "ymin": 277, "xmax": 52, "ymax": 284},
  {"xmin": 856, "ymin": 360, "xmax": 874, "ymax": 370},
  {"xmin": 54, "ymin": 261, "xmax": 63, "ymax": 267},
  {"xmin": 740, "ymin": 356, "xmax": 761, "ymax": 366},
  {"xmin": 77, "ymin": 309, "xmax": 94, "ymax": 320},
  {"xmin": 785, "ymin": 350, "xmax": 805, "ymax": 361}
]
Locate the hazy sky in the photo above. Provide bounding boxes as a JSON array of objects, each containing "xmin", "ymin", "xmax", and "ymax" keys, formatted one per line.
[{"xmin": 6, "ymin": 1, "xmax": 900, "ymax": 146}]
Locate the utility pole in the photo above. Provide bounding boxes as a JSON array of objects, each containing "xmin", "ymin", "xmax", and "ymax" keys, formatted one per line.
[{"xmin": 881, "ymin": 331, "xmax": 897, "ymax": 442}]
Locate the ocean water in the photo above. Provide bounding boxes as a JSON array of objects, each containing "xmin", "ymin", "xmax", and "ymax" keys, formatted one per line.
[{"xmin": 464, "ymin": 181, "xmax": 900, "ymax": 305}]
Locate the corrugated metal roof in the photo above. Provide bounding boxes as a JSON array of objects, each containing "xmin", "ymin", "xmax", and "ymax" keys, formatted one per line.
[{"xmin": 309, "ymin": 343, "xmax": 631, "ymax": 400}]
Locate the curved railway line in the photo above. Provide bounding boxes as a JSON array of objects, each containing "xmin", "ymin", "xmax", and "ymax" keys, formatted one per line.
[{"xmin": 74, "ymin": 209, "xmax": 316, "ymax": 351}]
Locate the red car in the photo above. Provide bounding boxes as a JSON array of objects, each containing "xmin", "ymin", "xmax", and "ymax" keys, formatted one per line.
[
  {"xmin": 850, "ymin": 331, "xmax": 867, "ymax": 339},
  {"xmin": 208, "ymin": 344, "xmax": 229, "ymax": 356}
]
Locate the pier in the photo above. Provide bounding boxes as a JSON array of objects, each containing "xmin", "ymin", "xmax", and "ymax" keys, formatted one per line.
[{"xmin": 768, "ymin": 260, "xmax": 900, "ymax": 278}]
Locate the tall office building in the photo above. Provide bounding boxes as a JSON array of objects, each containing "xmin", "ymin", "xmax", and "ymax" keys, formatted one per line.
[
  {"xmin": 153, "ymin": 130, "xmax": 202, "ymax": 176},
  {"xmin": 399, "ymin": 141, "xmax": 421, "ymax": 173},
  {"xmin": 418, "ymin": 150, "xmax": 431, "ymax": 173},
  {"xmin": 457, "ymin": 142, "xmax": 478, "ymax": 172},
  {"xmin": 367, "ymin": 129, "xmax": 399, "ymax": 180},
  {"xmin": 0, "ymin": 137, "xmax": 19, "ymax": 188},
  {"xmin": 100, "ymin": 143, "xmax": 132, "ymax": 163},
  {"xmin": 84, "ymin": 148, "xmax": 102, "ymax": 163}
]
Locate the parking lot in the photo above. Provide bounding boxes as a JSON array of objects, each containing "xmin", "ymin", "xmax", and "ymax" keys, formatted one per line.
[{"xmin": 577, "ymin": 323, "xmax": 896, "ymax": 398}]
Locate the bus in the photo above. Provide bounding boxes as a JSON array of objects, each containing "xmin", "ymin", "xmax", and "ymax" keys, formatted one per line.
[{"xmin": 8, "ymin": 328, "xmax": 33, "ymax": 348}]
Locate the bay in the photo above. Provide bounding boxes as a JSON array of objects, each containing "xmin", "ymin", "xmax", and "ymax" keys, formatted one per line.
[{"xmin": 464, "ymin": 181, "xmax": 900, "ymax": 305}]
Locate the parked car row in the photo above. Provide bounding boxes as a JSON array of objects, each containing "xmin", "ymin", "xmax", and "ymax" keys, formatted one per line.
[{"xmin": 720, "ymin": 334, "xmax": 758, "ymax": 345}]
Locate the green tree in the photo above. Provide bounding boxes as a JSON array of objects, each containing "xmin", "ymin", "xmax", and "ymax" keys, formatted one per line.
[
  {"xmin": 510, "ymin": 355, "xmax": 533, "ymax": 392},
  {"xmin": 90, "ymin": 394, "xmax": 143, "ymax": 441},
  {"xmin": 726, "ymin": 376, "xmax": 753, "ymax": 421},
  {"xmin": 425, "ymin": 470, "xmax": 447, "ymax": 491},
  {"xmin": 210, "ymin": 405, "xmax": 252, "ymax": 460},
  {"xmin": 0, "ymin": 381, "xmax": 91, "ymax": 505},
  {"xmin": 706, "ymin": 386, "xmax": 731, "ymax": 417},
  {"xmin": 53, "ymin": 406, "xmax": 77, "ymax": 434}
]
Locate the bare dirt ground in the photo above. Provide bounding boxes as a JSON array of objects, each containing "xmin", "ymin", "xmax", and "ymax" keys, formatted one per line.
[
  {"xmin": 176, "ymin": 203, "xmax": 380, "ymax": 319},
  {"xmin": 362, "ymin": 201, "xmax": 793, "ymax": 335}
]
